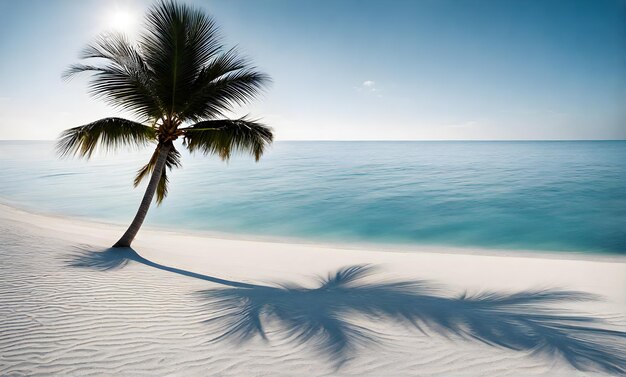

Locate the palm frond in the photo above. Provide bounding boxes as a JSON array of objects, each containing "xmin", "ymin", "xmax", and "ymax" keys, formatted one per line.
[
  {"xmin": 63, "ymin": 33, "xmax": 162, "ymax": 120},
  {"xmin": 134, "ymin": 144, "xmax": 182, "ymax": 203},
  {"xmin": 156, "ymin": 166, "xmax": 171, "ymax": 204},
  {"xmin": 56, "ymin": 117, "xmax": 155, "ymax": 158},
  {"xmin": 184, "ymin": 70, "xmax": 270, "ymax": 121},
  {"xmin": 139, "ymin": 0, "xmax": 223, "ymax": 115},
  {"xmin": 197, "ymin": 47, "xmax": 249, "ymax": 82},
  {"xmin": 180, "ymin": 48, "xmax": 270, "ymax": 121},
  {"xmin": 183, "ymin": 118, "xmax": 273, "ymax": 161}
]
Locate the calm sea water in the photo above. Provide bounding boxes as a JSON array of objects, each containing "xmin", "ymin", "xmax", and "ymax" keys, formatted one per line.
[{"xmin": 0, "ymin": 141, "xmax": 625, "ymax": 254}]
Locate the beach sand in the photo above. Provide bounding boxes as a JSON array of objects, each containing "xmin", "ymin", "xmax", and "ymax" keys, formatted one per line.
[{"xmin": 1, "ymin": 203, "xmax": 625, "ymax": 376}]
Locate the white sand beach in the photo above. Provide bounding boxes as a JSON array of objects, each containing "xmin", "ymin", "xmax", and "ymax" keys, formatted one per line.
[{"xmin": 1, "ymin": 202, "xmax": 625, "ymax": 376}]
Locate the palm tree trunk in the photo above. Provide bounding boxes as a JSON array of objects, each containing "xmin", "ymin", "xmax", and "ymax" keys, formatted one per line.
[{"xmin": 113, "ymin": 143, "xmax": 172, "ymax": 248}]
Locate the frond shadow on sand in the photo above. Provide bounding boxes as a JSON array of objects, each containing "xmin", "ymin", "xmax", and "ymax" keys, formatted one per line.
[{"xmin": 64, "ymin": 245, "xmax": 626, "ymax": 374}]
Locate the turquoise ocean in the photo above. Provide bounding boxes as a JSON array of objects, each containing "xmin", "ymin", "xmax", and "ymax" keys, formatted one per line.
[{"xmin": 0, "ymin": 140, "xmax": 625, "ymax": 254}]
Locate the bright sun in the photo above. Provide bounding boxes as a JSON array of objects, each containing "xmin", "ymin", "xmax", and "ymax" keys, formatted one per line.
[{"xmin": 107, "ymin": 8, "xmax": 136, "ymax": 32}]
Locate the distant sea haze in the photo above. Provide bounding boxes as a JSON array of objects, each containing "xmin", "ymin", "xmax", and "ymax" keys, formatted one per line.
[{"xmin": 0, "ymin": 141, "xmax": 625, "ymax": 254}]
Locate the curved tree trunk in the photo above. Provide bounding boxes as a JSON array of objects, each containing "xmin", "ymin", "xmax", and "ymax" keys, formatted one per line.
[{"xmin": 113, "ymin": 142, "xmax": 172, "ymax": 248}]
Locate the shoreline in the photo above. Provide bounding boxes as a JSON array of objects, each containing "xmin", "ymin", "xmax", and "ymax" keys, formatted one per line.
[
  {"xmin": 1, "ymin": 200, "xmax": 625, "ymax": 264},
  {"xmin": 2, "ymin": 200, "xmax": 625, "ymax": 304}
]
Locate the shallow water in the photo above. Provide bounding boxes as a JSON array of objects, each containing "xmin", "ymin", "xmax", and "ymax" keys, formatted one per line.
[{"xmin": 0, "ymin": 140, "xmax": 625, "ymax": 253}]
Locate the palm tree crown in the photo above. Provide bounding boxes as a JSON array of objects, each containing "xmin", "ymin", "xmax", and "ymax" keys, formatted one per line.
[{"xmin": 57, "ymin": 0, "xmax": 273, "ymax": 247}]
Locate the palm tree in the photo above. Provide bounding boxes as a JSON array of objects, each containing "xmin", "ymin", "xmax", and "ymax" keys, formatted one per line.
[{"xmin": 56, "ymin": 1, "xmax": 273, "ymax": 248}]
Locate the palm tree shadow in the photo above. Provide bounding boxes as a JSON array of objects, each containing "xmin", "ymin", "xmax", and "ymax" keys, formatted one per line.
[
  {"xmin": 64, "ymin": 244, "xmax": 256, "ymax": 288},
  {"xmin": 64, "ymin": 246, "xmax": 626, "ymax": 374}
]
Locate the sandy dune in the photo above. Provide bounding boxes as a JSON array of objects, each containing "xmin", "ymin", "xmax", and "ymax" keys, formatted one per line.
[{"xmin": 1, "ymin": 203, "xmax": 625, "ymax": 376}]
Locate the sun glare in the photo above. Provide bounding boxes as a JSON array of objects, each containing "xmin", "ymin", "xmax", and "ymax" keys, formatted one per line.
[{"xmin": 107, "ymin": 8, "xmax": 136, "ymax": 33}]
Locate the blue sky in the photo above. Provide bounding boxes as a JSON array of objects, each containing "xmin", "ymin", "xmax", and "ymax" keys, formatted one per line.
[{"xmin": 0, "ymin": 0, "xmax": 624, "ymax": 140}]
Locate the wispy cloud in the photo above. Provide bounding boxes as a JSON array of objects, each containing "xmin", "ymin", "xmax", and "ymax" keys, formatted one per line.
[{"xmin": 356, "ymin": 80, "xmax": 382, "ymax": 97}]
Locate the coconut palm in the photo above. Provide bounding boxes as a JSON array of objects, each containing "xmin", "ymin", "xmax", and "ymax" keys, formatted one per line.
[{"xmin": 57, "ymin": 0, "xmax": 273, "ymax": 248}]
